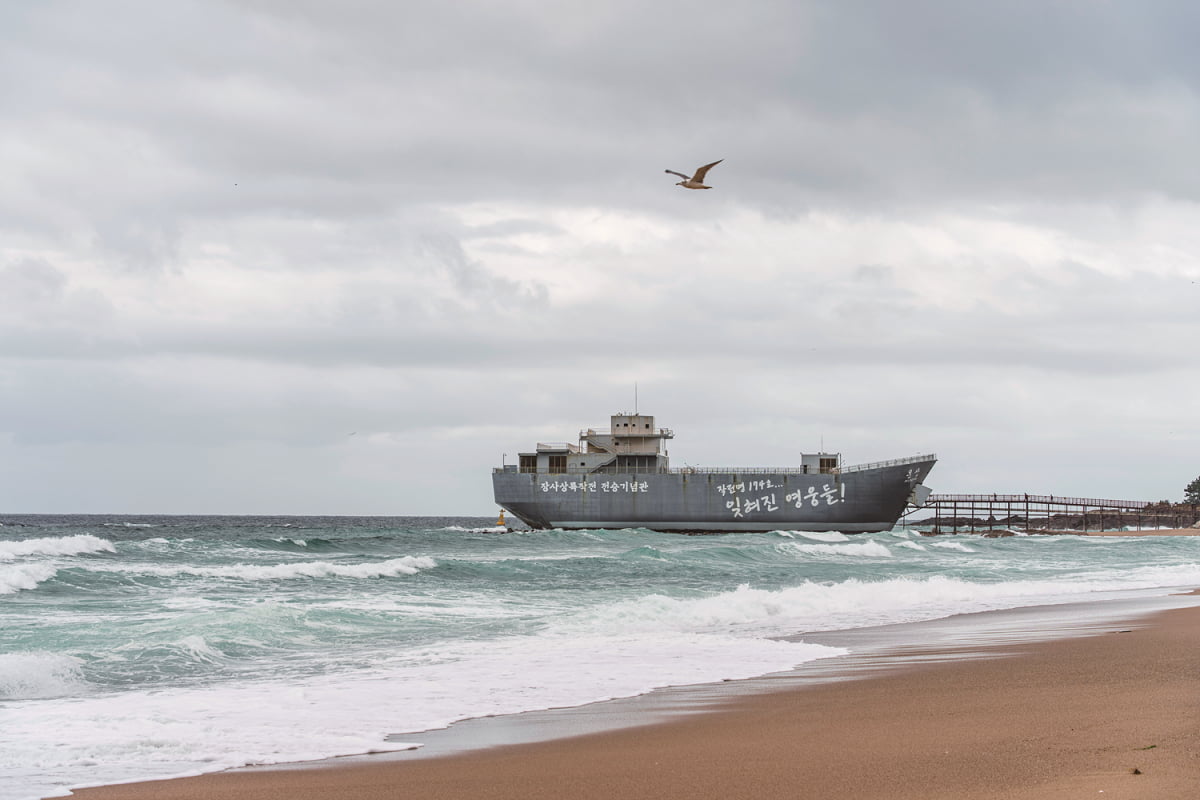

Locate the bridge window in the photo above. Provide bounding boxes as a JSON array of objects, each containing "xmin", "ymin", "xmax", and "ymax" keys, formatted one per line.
[{"xmin": 548, "ymin": 455, "xmax": 567, "ymax": 474}]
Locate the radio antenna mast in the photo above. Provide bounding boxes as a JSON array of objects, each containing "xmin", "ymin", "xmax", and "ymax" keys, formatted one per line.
[{"xmin": 634, "ymin": 382, "xmax": 638, "ymax": 415}]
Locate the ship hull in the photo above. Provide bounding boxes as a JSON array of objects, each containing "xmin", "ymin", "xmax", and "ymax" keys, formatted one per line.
[{"xmin": 492, "ymin": 457, "xmax": 936, "ymax": 533}]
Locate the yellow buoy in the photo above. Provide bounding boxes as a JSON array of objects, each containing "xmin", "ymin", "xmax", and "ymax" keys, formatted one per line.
[{"xmin": 496, "ymin": 509, "xmax": 506, "ymax": 526}]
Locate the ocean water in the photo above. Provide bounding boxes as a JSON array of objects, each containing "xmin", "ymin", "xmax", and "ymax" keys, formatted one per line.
[{"xmin": 2, "ymin": 515, "xmax": 1200, "ymax": 800}]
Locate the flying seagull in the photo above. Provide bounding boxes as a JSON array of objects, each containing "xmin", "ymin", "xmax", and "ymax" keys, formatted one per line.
[{"xmin": 665, "ymin": 159, "xmax": 723, "ymax": 189}]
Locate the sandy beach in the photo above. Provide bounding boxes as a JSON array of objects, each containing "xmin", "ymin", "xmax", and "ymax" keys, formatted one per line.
[{"xmin": 69, "ymin": 594, "xmax": 1200, "ymax": 800}]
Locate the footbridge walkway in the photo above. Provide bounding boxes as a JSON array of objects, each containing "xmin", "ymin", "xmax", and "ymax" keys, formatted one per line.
[{"xmin": 905, "ymin": 493, "xmax": 1198, "ymax": 534}]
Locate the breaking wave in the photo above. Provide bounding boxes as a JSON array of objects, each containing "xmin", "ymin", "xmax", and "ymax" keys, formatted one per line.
[
  {"xmin": 772, "ymin": 530, "xmax": 851, "ymax": 542},
  {"xmin": 563, "ymin": 568, "xmax": 1200, "ymax": 638},
  {"xmin": 0, "ymin": 563, "xmax": 59, "ymax": 594},
  {"xmin": 0, "ymin": 534, "xmax": 116, "ymax": 560},
  {"xmin": 440, "ymin": 525, "xmax": 508, "ymax": 534},
  {"xmin": 102, "ymin": 556, "xmax": 438, "ymax": 582},
  {"xmin": 778, "ymin": 540, "xmax": 893, "ymax": 558}
]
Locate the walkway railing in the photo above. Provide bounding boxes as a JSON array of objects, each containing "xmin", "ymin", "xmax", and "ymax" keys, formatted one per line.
[
  {"xmin": 908, "ymin": 493, "xmax": 1197, "ymax": 533},
  {"xmin": 928, "ymin": 493, "xmax": 1153, "ymax": 510}
]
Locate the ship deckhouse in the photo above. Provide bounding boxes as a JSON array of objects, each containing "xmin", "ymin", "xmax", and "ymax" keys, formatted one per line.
[{"xmin": 518, "ymin": 412, "xmax": 674, "ymax": 475}]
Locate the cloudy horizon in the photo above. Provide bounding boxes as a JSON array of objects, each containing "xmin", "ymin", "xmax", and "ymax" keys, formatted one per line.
[{"xmin": 3, "ymin": 1, "xmax": 1198, "ymax": 515}]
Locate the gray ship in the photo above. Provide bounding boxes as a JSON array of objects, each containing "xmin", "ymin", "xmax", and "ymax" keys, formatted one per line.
[{"xmin": 493, "ymin": 411, "xmax": 935, "ymax": 533}]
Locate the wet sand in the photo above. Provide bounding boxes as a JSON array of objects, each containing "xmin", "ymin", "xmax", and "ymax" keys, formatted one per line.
[
  {"xmin": 1080, "ymin": 528, "xmax": 1200, "ymax": 536},
  {"xmin": 70, "ymin": 597, "xmax": 1200, "ymax": 800}
]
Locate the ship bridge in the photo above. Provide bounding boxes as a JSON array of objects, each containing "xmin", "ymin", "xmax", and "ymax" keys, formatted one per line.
[{"xmin": 518, "ymin": 412, "xmax": 674, "ymax": 475}]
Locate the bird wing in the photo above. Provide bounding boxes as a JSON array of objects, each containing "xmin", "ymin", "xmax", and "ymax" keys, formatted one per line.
[
  {"xmin": 664, "ymin": 169, "xmax": 690, "ymax": 180},
  {"xmin": 691, "ymin": 160, "xmax": 723, "ymax": 182}
]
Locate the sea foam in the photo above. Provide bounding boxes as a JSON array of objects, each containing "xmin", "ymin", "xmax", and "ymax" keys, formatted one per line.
[
  {"xmin": 929, "ymin": 540, "xmax": 976, "ymax": 553},
  {"xmin": 0, "ymin": 653, "xmax": 89, "ymax": 700},
  {"xmin": 795, "ymin": 530, "xmax": 851, "ymax": 542}
]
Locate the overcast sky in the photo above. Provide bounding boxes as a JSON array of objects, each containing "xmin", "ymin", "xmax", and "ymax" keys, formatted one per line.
[{"xmin": 2, "ymin": 0, "xmax": 1198, "ymax": 515}]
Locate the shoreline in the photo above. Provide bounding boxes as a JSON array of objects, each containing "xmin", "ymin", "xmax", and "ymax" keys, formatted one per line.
[
  {"xmin": 1076, "ymin": 527, "xmax": 1199, "ymax": 536},
  {"xmin": 68, "ymin": 589, "xmax": 1200, "ymax": 800},
  {"xmin": 901, "ymin": 527, "xmax": 1200, "ymax": 537}
]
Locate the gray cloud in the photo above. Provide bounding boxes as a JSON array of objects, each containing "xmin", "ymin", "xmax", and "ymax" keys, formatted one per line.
[{"xmin": 1, "ymin": 1, "xmax": 1198, "ymax": 513}]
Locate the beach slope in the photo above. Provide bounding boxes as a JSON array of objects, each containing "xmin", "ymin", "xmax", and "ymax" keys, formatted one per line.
[{"xmin": 71, "ymin": 603, "xmax": 1200, "ymax": 800}]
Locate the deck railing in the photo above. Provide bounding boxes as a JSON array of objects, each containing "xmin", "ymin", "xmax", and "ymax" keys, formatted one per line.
[
  {"xmin": 494, "ymin": 453, "xmax": 936, "ymax": 477},
  {"xmin": 581, "ymin": 428, "xmax": 674, "ymax": 438},
  {"xmin": 836, "ymin": 454, "xmax": 938, "ymax": 473},
  {"xmin": 533, "ymin": 442, "xmax": 582, "ymax": 453}
]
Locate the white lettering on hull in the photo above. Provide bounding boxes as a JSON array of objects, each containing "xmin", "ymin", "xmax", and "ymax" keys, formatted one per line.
[
  {"xmin": 533, "ymin": 477, "xmax": 850, "ymax": 520},
  {"xmin": 725, "ymin": 484, "xmax": 846, "ymax": 518},
  {"xmin": 539, "ymin": 480, "xmax": 649, "ymax": 493},
  {"xmin": 716, "ymin": 479, "xmax": 779, "ymax": 495}
]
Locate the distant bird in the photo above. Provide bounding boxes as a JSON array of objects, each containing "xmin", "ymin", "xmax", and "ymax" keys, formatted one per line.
[{"xmin": 665, "ymin": 159, "xmax": 723, "ymax": 190}]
